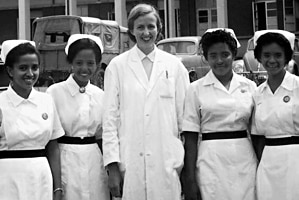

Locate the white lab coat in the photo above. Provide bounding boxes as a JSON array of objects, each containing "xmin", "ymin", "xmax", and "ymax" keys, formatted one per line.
[
  {"xmin": 183, "ymin": 71, "xmax": 257, "ymax": 200},
  {"xmin": 103, "ymin": 45, "xmax": 190, "ymax": 200},
  {"xmin": 0, "ymin": 86, "xmax": 64, "ymax": 200},
  {"xmin": 251, "ymin": 71, "xmax": 299, "ymax": 200},
  {"xmin": 47, "ymin": 75, "xmax": 110, "ymax": 200}
]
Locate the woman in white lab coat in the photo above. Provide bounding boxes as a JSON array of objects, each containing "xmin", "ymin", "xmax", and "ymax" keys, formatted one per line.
[
  {"xmin": 251, "ymin": 31, "xmax": 299, "ymax": 200},
  {"xmin": 102, "ymin": 3, "xmax": 190, "ymax": 200},
  {"xmin": 0, "ymin": 40, "xmax": 64, "ymax": 200},
  {"xmin": 182, "ymin": 29, "xmax": 257, "ymax": 200},
  {"xmin": 47, "ymin": 34, "xmax": 109, "ymax": 200}
]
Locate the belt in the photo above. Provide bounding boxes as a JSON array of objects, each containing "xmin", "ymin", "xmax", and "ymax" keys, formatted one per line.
[
  {"xmin": 57, "ymin": 136, "xmax": 96, "ymax": 144},
  {"xmin": 265, "ymin": 136, "xmax": 299, "ymax": 146},
  {"xmin": 202, "ymin": 130, "xmax": 247, "ymax": 140},
  {"xmin": 0, "ymin": 149, "xmax": 46, "ymax": 159}
]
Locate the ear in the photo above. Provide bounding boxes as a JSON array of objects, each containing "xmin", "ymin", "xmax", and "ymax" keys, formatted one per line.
[{"xmin": 6, "ymin": 66, "xmax": 13, "ymax": 78}]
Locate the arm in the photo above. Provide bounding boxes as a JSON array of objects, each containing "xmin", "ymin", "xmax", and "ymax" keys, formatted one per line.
[
  {"xmin": 46, "ymin": 139, "xmax": 62, "ymax": 200},
  {"xmin": 181, "ymin": 132, "xmax": 201, "ymax": 200},
  {"xmin": 250, "ymin": 134, "xmax": 265, "ymax": 162}
]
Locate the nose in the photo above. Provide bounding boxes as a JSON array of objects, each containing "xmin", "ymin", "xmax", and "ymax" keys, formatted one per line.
[
  {"xmin": 143, "ymin": 27, "xmax": 150, "ymax": 35},
  {"xmin": 269, "ymin": 55, "xmax": 276, "ymax": 62},
  {"xmin": 216, "ymin": 56, "xmax": 223, "ymax": 63},
  {"xmin": 26, "ymin": 68, "xmax": 34, "ymax": 76}
]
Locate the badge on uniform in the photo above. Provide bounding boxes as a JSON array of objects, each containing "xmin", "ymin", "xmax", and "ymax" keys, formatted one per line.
[
  {"xmin": 79, "ymin": 87, "xmax": 86, "ymax": 93},
  {"xmin": 283, "ymin": 95, "xmax": 290, "ymax": 103},
  {"xmin": 42, "ymin": 113, "xmax": 48, "ymax": 120}
]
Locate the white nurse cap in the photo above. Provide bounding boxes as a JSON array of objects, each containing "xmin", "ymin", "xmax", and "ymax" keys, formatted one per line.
[
  {"xmin": 253, "ymin": 30, "xmax": 295, "ymax": 49},
  {"xmin": 205, "ymin": 28, "xmax": 241, "ymax": 48},
  {"xmin": 1, "ymin": 39, "xmax": 36, "ymax": 63},
  {"xmin": 65, "ymin": 34, "xmax": 104, "ymax": 55}
]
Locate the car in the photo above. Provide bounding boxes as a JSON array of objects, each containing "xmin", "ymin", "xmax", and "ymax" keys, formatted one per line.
[
  {"xmin": 157, "ymin": 36, "xmax": 210, "ymax": 80},
  {"xmin": 242, "ymin": 30, "xmax": 299, "ymax": 85}
]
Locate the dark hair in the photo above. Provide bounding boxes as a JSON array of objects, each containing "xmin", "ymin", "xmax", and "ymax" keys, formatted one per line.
[
  {"xmin": 5, "ymin": 42, "xmax": 40, "ymax": 68},
  {"xmin": 200, "ymin": 30, "xmax": 238, "ymax": 60},
  {"xmin": 254, "ymin": 32, "xmax": 293, "ymax": 65},
  {"xmin": 127, "ymin": 3, "xmax": 162, "ymax": 43},
  {"xmin": 66, "ymin": 38, "xmax": 102, "ymax": 64}
]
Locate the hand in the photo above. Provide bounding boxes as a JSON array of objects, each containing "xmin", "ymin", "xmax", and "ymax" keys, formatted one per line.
[
  {"xmin": 53, "ymin": 190, "xmax": 62, "ymax": 200},
  {"xmin": 107, "ymin": 163, "xmax": 123, "ymax": 198}
]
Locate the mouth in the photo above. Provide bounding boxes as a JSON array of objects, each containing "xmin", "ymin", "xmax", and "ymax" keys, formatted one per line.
[{"xmin": 24, "ymin": 78, "xmax": 35, "ymax": 85}]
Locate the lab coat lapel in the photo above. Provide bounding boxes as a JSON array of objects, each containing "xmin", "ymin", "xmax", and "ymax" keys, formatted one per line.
[
  {"xmin": 128, "ymin": 47, "xmax": 149, "ymax": 91},
  {"xmin": 147, "ymin": 50, "xmax": 164, "ymax": 96}
]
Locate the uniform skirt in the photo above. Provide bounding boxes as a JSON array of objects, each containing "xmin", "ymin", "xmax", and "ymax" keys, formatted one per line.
[
  {"xmin": 59, "ymin": 143, "xmax": 110, "ymax": 200},
  {"xmin": 196, "ymin": 138, "xmax": 257, "ymax": 200},
  {"xmin": 0, "ymin": 156, "xmax": 52, "ymax": 200},
  {"xmin": 256, "ymin": 144, "xmax": 299, "ymax": 200}
]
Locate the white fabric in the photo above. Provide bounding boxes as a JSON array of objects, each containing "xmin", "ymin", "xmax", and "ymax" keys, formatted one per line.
[
  {"xmin": 103, "ymin": 45, "xmax": 190, "ymax": 200},
  {"xmin": 47, "ymin": 75, "xmax": 109, "ymax": 200},
  {"xmin": 253, "ymin": 30, "xmax": 295, "ymax": 49},
  {"xmin": 182, "ymin": 70, "xmax": 257, "ymax": 200},
  {"xmin": 0, "ymin": 86, "xmax": 64, "ymax": 200},
  {"xmin": 183, "ymin": 70, "xmax": 257, "ymax": 133},
  {"xmin": 251, "ymin": 71, "xmax": 299, "ymax": 200},
  {"xmin": 65, "ymin": 34, "xmax": 104, "ymax": 55},
  {"xmin": 205, "ymin": 28, "xmax": 241, "ymax": 48},
  {"xmin": 1, "ymin": 40, "xmax": 36, "ymax": 63}
]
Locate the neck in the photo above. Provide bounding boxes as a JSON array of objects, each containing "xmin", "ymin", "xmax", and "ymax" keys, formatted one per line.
[
  {"xmin": 267, "ymin": 70, "xmax": 286, "ymax": 93},
  {"xmin": 215, "ymin": 72, "xmax": 233, "ymax": 87},
  {"xmin": 138, "ymin": 44, "xmax": 154, "ymax": 55},
  {"xmin": 73, "ymin": 75, "xmax": 88, "ymax": 87},
  {"xmin": 11, "ymin": 84, "xmax": 31, "ymax": 99}
]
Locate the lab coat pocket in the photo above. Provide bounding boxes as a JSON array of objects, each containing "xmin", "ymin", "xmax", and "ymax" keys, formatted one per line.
[{"xmin": 159, "ymin": 77, "xmax": 175, "ymax": 98}]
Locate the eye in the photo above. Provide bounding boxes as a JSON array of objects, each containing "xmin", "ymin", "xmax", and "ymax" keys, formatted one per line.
[
  {"xmin": 31, "ymin": 64, "xmax": 39, "ymax": 71},
  {"xmin": 18, "ymin": 65, "xmax": 27, "ymax": 71},
  {"xmin": 222, "ymin": 52, "xmax": 230, "ymax": 58},
  {"xmin": 75, "ymin": 61, "xmax": 83, "ymax": 66},
  {"xmin": 87, "ymin": 61, "xmax": 96, "ymax": 66}
]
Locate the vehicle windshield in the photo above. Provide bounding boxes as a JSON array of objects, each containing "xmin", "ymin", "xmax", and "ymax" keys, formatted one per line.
[{"xmin": 157, "ymin": 41, "xmax": 196, "ymax": 55}]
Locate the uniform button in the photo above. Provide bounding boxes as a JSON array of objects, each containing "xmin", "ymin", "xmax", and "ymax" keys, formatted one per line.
[
  {"xmin": 145, "ymin": 114, "xmax": 149, "ymax": 117},
  {"xmin": 146, "ymin": 153, "xmax": 151, "ymax": 156},
  {"xmin": 139, "ymin": 152, "xmax": 143, "ymax": 156}
]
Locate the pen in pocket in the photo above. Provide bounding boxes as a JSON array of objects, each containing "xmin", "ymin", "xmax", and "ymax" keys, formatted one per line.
[{"xmin": 166, "ymin": 70, "xmax": 168, "ymax": 79}]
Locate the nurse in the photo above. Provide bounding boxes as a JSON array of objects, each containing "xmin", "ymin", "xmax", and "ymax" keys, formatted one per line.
[
  {"xmin": 251, "ymin": 30, "xmax": 299, "ymax": 200},
  {"xmin": 0, "ymin": 40, "xmax": 64, "ymax": 200},
  {"xmin": 102, "ymin": 3, "xmax": 189, "ymax": 200},
  {"xmin": 47, "ymin": 34, "xmax": 109, "ymax": 200},
  {"xmin": 182, "ymin": 29, "xmax": 257, "ymax": 200}
]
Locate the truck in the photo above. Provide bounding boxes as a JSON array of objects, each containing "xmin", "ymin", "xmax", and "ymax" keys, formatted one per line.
[{"xmin": 32, "ymin": 15, "xmax": 134, "ymax": 89}]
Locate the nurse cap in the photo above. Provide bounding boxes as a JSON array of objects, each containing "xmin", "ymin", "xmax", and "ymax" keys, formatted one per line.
[
  {"xmin": 205, "ymin": 28, "xmax": 241, "ymax": 48},
  {"xmin": 1, "ymin": 39, "xmax": 36, "ymax": 63},
  {"xmin": 65, "ymin": 34, "xmax": 104, "ymax": 55},
  {"xmin": 253, "ymin": 30, "xmax": 295, "ymax": 49}
]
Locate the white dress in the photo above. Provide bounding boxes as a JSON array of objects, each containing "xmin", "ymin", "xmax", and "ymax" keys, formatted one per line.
[
  {"xmin": 251, "ymin": 71, "xmax": 299, "ymax": 200},
  {"xmin": 103, "ymin": 46, "xmax": 190, "ymax": 200},
  {"xmin": 47, "ymin": 75, "xmax": 109, "ymax": 200},
  {"xmin": 183, "ymin": 70, "xmax": 257, "ymax": 200},
  {"xmin": 0, "ymin": 86, "xmax": 64, "ymax": 200}
]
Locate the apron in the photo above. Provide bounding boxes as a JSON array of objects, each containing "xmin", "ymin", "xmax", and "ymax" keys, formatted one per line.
[
  {"xmin": 60, "ymin": 143, "xmax": 109, "ymax": 200},
  {"xmin": 256, "ymin": 144, "xmax": 299, "ymax": 200},
  {"xmin": 197, "ymin": 138, "xmax": 257, "ymax": 200},
  {"xmin": 0, "ymin": 157, "xmax": 52, "ymax": 200}
]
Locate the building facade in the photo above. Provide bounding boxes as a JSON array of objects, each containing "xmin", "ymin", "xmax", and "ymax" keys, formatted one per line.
[{"xmin": 0, "ymin": 0, "xmax": 298, "ymax": 57}]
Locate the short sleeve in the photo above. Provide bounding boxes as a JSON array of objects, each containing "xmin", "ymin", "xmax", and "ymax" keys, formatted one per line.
[
  {"xmin": 50, "ymin": 98, "xmax": 65, "ymax": 140},
  {"xmin": 182, "ymin": 84, "xmax": 201, "ymax": 133}
]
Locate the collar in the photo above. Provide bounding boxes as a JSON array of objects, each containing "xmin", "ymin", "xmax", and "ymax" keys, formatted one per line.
[
  {"xmin": 260, "ymin": 71, "xmax": 293, "ymax": 92},
  {"xmin": 66, "ymin": 74, "xmax": 92, "ymax": 96},
  {"xmin": 136, "ymin": 46, "xmax": 156, "ymax": 62},
  {"xmin": 203, "ymin": 70, "xmax": 247, "ymax": 86},
  {"xmin": 6, "ymin": 85, "xmax": 39, "ymax": 107}
]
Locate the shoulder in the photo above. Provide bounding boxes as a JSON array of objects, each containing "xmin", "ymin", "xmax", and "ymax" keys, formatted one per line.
[
  {"xmin": 89, "ymin": 84, "xmax": 104, "ymax": 96},
  {"xmin": 47, "ymin": 81, "xmax": 66, "ymax": 94}
]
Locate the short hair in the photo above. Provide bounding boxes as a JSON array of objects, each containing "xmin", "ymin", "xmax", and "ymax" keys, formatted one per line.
[
  {"xmin": 66, "ymin": 38, "xmax": 102, "ymax": 64},
  {"xmin": 254, "ymin": 32, "xmax": 293, "ymax": 65},
  {"xmin": 5, "ymin": 42, "xmax": 40, "ymax": 68},
  {"xmin": 200, "ymin": 30, "xmax": 238, "ymax": 60},
  {"xmin": 127, "ymin": 3, "xmax": 162, "ymax": 43}
]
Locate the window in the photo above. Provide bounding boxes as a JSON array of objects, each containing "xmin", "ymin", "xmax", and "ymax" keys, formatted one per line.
[{"xmin": 197, "ymin": 8, "xmax": 217, "ymax": 36}]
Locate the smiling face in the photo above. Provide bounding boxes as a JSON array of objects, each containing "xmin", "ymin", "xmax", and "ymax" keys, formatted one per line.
[
  {"xmin": 7, "ymin": 53, "xmax": 39, "ymax": 98},
  {"xmin": 72, "ymin": 49, "xmax": 97, "ymax": 87},
  {"xmin": 259, "ymin": 43, "xmax": 286, "ymax": 77},
  {"xmin": 207, "ymin": 42, "xmax": 234, "ymax": 79},
  {"xmin": 131, "ymin": 12, "xmax": 158, "ymax": 55}
]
